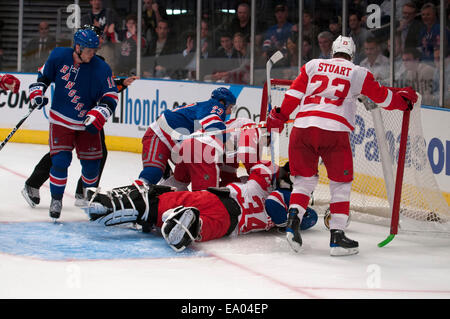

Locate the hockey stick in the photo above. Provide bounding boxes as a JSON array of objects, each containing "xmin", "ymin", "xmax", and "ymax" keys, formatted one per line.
[
  {"xmin": 378, "ymin": 95, "xmax": 421, "ymax": 247},
  {"xmin": 0, "ymin": 107, "xmax": 36, "ymax": 152},
  {"xmin": 265, "ymin": 51, "xmax": 284, "ymax": 184}
]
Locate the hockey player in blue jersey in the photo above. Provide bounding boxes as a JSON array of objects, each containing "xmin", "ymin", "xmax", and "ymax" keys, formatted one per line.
[
  {"xmin": 138, "ymin": 87, "xmax": 236, "ymax": 186},
  {"xmin": 28, "ymin": 28, "xmax": 118, "ymax": 219}
]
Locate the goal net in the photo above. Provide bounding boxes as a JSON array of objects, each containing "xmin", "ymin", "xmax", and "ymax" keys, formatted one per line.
[{"xmin": 261, "ymin": 79, "xmax": 450, "ymax": 235}]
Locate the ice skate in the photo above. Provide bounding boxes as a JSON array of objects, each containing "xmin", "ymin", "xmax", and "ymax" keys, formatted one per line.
[
  {"xmin": 330, "ymin": 229, "xmax": 359, "ymax": 256},
  {"xmin": 286, "ymin": 208, "xmax": 303, "ymax": 253},
  {"xmin": 49, "ymin": 198, "xmax": 62, "ymax": 220},
  {"xmin": 21, "ymin": 184, "xmax": 40, "ymax": 208}
]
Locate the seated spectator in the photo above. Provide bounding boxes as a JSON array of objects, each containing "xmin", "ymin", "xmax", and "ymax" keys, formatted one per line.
[
  {"xmin": 82, "ymin": 0, "xmax": 120, "ymax": 43},
  {"xmin": 360, "ymin": 37, "xmax": 390, "ymax": 85},
  {"xmin": 142, "ymin": 0, "xmax": 169, "ymax": 45},
  {"xmin": 418, "ymin": 2, "xmax": 444, "ymax": 64},
  {"xmin": 213, "ymin": 32, "xmax": 238, "ymax": 59},
  {"xmin": 182, "ymin": 20, "xmax": 214, "ymax": 60},
  {"xmin": 262, "ymin": 4, "xmax": 293, "ymax": 61},
  {"xmin": 23, "ymin": 21, "xmax": 56, "ymax": 72},
  {"xmin": 228, "ymin": 2, "xmax": 251, "ymax": 42},
  {"xmin": 348, "ymin": 11, "xmax": 372, "ymax": 64},
  {"xmin": 143, "ymin": 19, "xmax": 178, "ymax": 78},
  {"xmin": 300, "ymin": 10, "xmax": 320, "ymax": 55},
  {"xmin": 396, "ymin": 48, "xmax": 435, "ymax": 104},
  {"xmin": 110, "ymin": 14, "xmax": 147, "ymax": 76},
  {"xmin": 328, "ymin": 16, "xmax": 342, "ymax": 40},
  {"xmin": 397, "ymin": 2, "xmax": 422, "ymax": 53},
  {"xmin": 207, "ymin": 32, "xmax": 250, "ymax": 84},
  {"xmin": 317, "ymin": 31, "xmax": 334, "ymax": 59}
]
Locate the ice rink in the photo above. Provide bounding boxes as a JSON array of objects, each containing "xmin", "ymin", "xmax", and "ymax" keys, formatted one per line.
[{"xmin": 1, "ymin": 142, "xmax": 450, "ymax": 300}]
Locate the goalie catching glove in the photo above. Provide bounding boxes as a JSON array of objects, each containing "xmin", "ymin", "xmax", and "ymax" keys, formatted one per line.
[
  {"xmin": 84, "ymin": 104, "xmax": 112, "ymax": 134},
  {"xmin": 266, "ymin": 107, "xmax": 288, "ymax": 133},
  {"xmin": 0, "ymin": 74, "xmax": 21, "ymax": 93},
  {"xmin": 29, "ymin": 82, "xmax": 49, "ymax": 109}
]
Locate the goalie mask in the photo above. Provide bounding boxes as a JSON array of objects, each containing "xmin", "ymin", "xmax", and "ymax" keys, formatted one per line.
[{"xmin": 161, "ymin": 206, "xmax": 201, "ymax": 252}]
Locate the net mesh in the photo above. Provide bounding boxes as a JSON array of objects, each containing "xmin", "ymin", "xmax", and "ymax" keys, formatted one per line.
[{"xmin": 261, "ymin": 79, "xmax": 450, "ymax": 234}]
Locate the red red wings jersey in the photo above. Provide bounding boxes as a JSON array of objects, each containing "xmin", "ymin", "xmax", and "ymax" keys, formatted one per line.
[
  {"xmin": 226, "ymin": 161, "xmax": 275, "ymax": 235},
  {"xmin": 280, "ymin": 58, "xmax": 408, "ymax": 132}
]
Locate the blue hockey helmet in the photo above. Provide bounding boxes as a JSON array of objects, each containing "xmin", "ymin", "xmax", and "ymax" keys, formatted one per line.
[
  {"xmin": 73, "ymin": 28, "xmax": 99, "ymax": 49},
  {"xmin": 211, "ymin": 87, "xmax": 236, "ymax": 107}
]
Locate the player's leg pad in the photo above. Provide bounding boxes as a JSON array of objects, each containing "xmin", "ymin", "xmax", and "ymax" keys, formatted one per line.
[
  {"xmin": 286, "ymin": 208, "xmax": 303, "ymax": 253},
  {"xmin": 161, "ymin": 206, "xmax": 201, "ymax": 252},
  {"xmin": 330, "ymin": 229, "xmax": 359, "ymax": 256},
  {"xmin": 22, "ymin": 183, "xmax": 40, "ymax": 208}
]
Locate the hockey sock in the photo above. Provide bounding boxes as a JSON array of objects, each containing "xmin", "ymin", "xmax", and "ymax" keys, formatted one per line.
[
  {"xmin": 290, "ymin": 175, "xmax": 318, "ymax": 221},
  {"xmin": 80, "ymin": 159, "xmax": 100, "ymax": 188},
  {"xmin": 139, "ymin": 166, "xmax": 164, "ymax": 184},
  {"xmin": 49, "ymin": 151, "xmax": 72, "ymax": 200}
]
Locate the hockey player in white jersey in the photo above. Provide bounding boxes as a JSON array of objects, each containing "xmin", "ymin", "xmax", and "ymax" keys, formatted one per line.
[{"xmin": 266, "ymin": 36, "xmax": 418, "ymax": 256}]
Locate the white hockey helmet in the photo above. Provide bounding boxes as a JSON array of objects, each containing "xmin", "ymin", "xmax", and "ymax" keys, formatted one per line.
[{"xmin": 331, "ymin": 36, "xmax": 356, "ymax": 61}]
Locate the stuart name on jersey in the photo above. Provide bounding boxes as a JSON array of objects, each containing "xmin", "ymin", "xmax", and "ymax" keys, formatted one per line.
[
  {"xmin": 317, "ymin": 62, "xmax": 352, "ymax": 77},
  {"xmin": 39, "ymin": 47, "xmax": 118, "ymax": 130}
]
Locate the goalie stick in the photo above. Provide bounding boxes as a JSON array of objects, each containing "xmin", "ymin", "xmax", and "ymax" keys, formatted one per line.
[{"xmin": 0, "ymin": 106, "xmax": 38, "ymax": 152}]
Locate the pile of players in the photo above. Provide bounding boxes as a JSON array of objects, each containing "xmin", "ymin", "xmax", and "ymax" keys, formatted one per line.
[{"xmin": 14, "ymin": 26, "xmax": 418, "ymax": 256}]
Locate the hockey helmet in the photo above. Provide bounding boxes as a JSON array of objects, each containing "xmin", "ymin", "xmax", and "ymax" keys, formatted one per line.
[
  {"xmin": 73, "ymin": 28, "xmax": 100, "ymax": 49},
  {"xmin": 331, "ymin": 35, "xmax": 356, "ymax": 61},
  {"xmin": 80, "ymin": 24, "xmax": 104, "ymax": 38},
  {"xmin": 161, "ymin": 206, "xmax": 201, "ymax": 252},
  {"xmin": 211, "ymin": 87, "xmax": 237, "ymax": 108}
]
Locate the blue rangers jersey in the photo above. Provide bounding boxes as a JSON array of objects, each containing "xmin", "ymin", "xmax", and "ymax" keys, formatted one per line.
[
  {"xmin": 150, "ymin": 98, "xmax": 227, "ymax": 148},
  {"xmin": 38, "ymin": 47, "xmax": 118, "ymax": 130}
]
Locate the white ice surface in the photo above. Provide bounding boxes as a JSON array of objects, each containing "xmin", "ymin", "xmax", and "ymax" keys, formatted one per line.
[{"xmin": 1, "ymin": 143, "xmax": 450, "ymax": 299}]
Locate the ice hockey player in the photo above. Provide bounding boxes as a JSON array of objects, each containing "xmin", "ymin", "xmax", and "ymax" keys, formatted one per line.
[
  {"xmin": 162, "ymin": 117, "xmax": 265, "ymax": 191},
  {"xmin": 138, "ymin": 87, "xmax": 236, "ymax": 186},
  {"xmin": 26, "ymin": 28, "xmax": 118, "ymax": 219},
  {"xmin": 82, "ymin": 160, "xmax": 317, "ymax": 252},
  {"xmin": 0, "ymin": 73, "xmax": 20, "ymax": 93},
  {"xmin": 22, "ymin": 25, "xmax": 138, "ymax": 209},
  {"xmin": 266, "ymin": 35, "xmax": 418, "ymax": 256}
]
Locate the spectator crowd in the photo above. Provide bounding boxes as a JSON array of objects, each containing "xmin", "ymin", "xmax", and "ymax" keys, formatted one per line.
[{"xmin": 18, "ymin": 0, "xmax": 450, "ymax": 106}]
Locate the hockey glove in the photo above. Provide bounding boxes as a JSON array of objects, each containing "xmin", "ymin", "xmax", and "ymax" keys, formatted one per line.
[
  {"xmin": 84, "ymin": 104, "xmax": 112, "ymax": 134},
  {"xmin": 396, "ymin": 87, "xmax": 417, "ymax": 111},
  {"xmin": 0, "ymin": 74, "xmax": 21, "ymax": 93},
  {"xmin": 266, "ymin": 107, "xmax": 288, "ymax": 133},
  {"xmin": 29, "ymin": 82, "xmax": 48, "ymax": 109}
]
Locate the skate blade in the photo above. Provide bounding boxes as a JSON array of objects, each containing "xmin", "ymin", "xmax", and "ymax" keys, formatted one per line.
[
  {"xmin": 286, "ymin": 233, "xmax": 303, "ymax": 253},
  {"xmin": 330, "ymin": 246, "xmax": 359, "ymax": 256},
  {"xmin": 21, "ymin": 188, "xmax": 37, "ymax": 208}
]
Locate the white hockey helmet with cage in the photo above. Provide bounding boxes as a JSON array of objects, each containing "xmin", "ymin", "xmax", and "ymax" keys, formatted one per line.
[{"xmin": 331, "ymin": 36, "xmax": 356, "ymax": 61}]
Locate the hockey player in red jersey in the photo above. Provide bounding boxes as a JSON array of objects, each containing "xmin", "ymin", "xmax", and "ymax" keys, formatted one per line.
[
  {"xmin": 0, "ymin": 74, "xmax": 20, "ymax": 93},
  {"xmin": 266, "ymin": 35, "xmax": 418, "ymax": 256},
  {"xmin": 82, "ymin": 161, "xmax": 317, "ymax": 252},
  {"xmin": 162, "ymin": 117, "xmax": 264, "ymax": 191}
]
